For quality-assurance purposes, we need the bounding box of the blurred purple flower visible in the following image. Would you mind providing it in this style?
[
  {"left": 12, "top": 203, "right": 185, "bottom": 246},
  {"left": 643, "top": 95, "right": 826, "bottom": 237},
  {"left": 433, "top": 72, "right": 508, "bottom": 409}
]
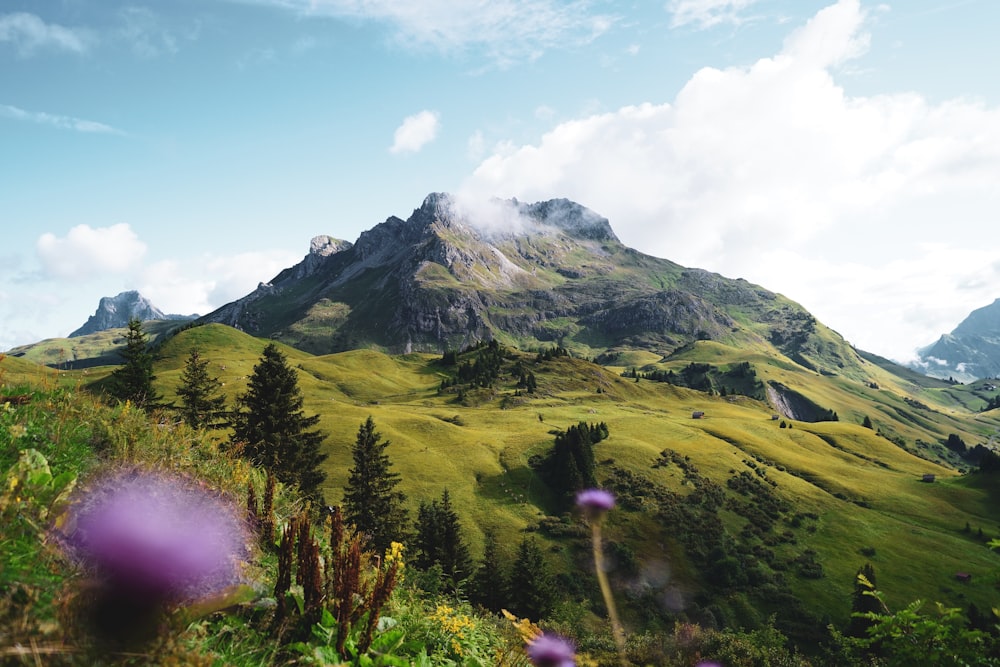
[
  {"left": 526, "top": 633, "right": 576, "bottom": 667},
  {"left": 63, "top": 469, "right": 248, "bottom": 602},
  {"left": 576, "top": 488, "right": 615, "bottom": 514}
]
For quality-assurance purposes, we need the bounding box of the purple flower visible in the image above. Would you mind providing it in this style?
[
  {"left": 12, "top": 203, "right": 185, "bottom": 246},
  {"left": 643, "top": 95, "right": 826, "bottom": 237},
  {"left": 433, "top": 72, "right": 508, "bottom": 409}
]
[
  {"left": 526, "top": 633, "right": 576, "bottom": 667},
  {"left": 576, "top": 488, "right": 615, "bottom": 514},
  {"left": 63, "top": 469, "right": 248, "bottom": 602}
]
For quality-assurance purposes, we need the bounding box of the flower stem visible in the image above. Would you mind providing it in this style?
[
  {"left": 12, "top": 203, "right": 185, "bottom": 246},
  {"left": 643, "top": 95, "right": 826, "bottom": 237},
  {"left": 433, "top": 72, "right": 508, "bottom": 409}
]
[{"left": 591, "top": 522, "right": 627, "bottom": 665}]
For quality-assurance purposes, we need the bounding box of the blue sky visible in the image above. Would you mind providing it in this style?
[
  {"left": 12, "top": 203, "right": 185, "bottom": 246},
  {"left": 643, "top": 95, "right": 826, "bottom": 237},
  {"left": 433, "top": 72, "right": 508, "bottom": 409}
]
[{"left": 2, "top": 0, "right": 999, "bottom": 365}]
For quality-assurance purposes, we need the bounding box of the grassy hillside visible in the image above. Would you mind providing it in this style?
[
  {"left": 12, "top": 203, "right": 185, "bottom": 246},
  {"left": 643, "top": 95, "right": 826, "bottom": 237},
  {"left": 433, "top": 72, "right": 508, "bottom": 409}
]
[
  {"left": 6, "top": 322, "right": 1000, "bottom": 655},
  {"left": 5, "top": 320, "right": 183, "bottom": 369}
]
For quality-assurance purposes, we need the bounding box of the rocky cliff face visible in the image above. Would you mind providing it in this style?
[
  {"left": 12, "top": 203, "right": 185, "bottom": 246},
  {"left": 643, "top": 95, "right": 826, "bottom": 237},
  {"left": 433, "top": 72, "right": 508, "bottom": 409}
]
[
  {"left": 69, "top": 291, "right": 193, "bottom": 337},
  {"left": 911, "top": 298, "right": 1000, "bottom": 381},
  {"left": 198, "top": 193, "right": 859, "bottom": 375},
  {"left": 206, "top": 235, "right": 353, "bottom": 330}
]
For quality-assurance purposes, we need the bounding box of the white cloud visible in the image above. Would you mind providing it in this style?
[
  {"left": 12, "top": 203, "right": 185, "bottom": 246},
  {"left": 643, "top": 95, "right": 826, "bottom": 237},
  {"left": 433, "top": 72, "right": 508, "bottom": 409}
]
[
  {"left": 461, "top": 0, "right": 1000, "bottom": 362},
  {"left": 666, "top": 0, "right": 761, "bottom": 30},
  {"left": 37, "top": 224, "right": 147, "bottom": 281},
  {"left": 234, "top": 0, "right": 614, "bottom": 66},
  {"left": 138, "top": 250, "right": 302, "bottom": 317},
  {"left": 0, "top": 104, "right": 124, "bottom": 134},
  {"left": 0, "top": 12, "right": 93, "bottom": 56},
  {"left": 390, "top": 110, "right": 440, "bottom": 154}
]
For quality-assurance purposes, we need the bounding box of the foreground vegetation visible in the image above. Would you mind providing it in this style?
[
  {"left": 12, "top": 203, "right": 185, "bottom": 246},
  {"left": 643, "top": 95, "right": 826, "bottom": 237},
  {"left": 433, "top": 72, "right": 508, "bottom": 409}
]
[{"left": 4, "top": 320, "right": 1000, "bottom": 664}]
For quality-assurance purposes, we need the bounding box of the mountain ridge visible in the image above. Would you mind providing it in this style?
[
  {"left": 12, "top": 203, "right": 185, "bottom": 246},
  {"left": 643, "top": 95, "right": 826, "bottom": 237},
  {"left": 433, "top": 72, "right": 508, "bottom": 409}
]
[
  {"left": 911, "top": 298, "right": 1000, "bottom": 382},
  {"left": 198, "top": 193, "right": 865, "bottom": 381}
]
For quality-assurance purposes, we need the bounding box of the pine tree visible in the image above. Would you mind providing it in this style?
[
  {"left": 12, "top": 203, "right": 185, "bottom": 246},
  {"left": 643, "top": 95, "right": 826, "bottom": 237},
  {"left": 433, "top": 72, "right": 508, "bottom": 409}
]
[
  {"left": 231, "top": 343, "right": 327, "bottom": 501},
  {"left": 176, "top": 348, "right": 227, "bottom": 429},
  {"left": 507, "top": 536, "right": 557, "bottom": 621},
  {"left": 413, "top": 489, "right": 472, "bottom": 588},
  {"left": 470, "top": 529, "right": 508, "bottom": 611},
  {"left": 106, "top": 317, "right": 162, "bottom": 410},
  {"left": 343, "top": 416, "right": 408, "bottom": 553},
  {"left": 847, "top": 562, "right": 882, "bottom": 639}
]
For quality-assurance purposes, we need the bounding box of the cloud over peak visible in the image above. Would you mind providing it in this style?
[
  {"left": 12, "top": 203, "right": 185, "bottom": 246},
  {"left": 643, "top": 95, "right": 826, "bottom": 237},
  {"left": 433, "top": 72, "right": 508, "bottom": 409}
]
[
  {"left": 37, "top": 224, "right": 147, "bottom": 281},
  {"left": 462, "top": 0, "right": 1000, "bottom": 361}
]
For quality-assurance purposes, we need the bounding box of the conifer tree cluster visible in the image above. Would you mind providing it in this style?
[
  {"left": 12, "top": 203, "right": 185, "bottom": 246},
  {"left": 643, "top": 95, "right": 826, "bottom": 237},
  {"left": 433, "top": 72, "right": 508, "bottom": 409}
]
[
  {"left": 535, "top": 345, "right": 569, "bottom": 362},
  {"left": 454, "top": 340, "right": 505, "bottom": 387},
  {"left": 466, "top": 533, "right": 558, "bottom": 620},
  {"left": 532, "top": 421, "right": 610, "bottom": 507},
  {"left": 412, "top": 489, "right": 473, "bottom": 588}
]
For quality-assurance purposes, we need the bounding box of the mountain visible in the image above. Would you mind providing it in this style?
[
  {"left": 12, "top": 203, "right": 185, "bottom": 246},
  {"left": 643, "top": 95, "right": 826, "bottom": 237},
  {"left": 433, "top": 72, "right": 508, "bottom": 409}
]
[
  {"left": 70, "top": 290, "right": 195, "bottom": 338},
  {"left": 200, "top": 193, "right": 864, "bottom": 379},
  {"left": 911, "top": 298, "right": 1000, "bottom": 382}
]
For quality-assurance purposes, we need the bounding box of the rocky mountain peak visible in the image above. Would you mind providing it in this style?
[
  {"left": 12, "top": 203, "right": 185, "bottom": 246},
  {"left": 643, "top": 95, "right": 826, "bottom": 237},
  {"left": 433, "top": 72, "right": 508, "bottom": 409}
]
[
  {"left": 70, "top": 291, "right": 192, "bottom": 338},
  {"left": 518, "top": 198, "right": 619, "bottom": 242},
  {"left": 911, "top": 297, "right": 1000, "bottom": 381},
  {"left": 296, "top": 235, "right": 353, "bottom": 278},
  {"left": 953, "top": 298, "right": 1000, "bottom": 337}
]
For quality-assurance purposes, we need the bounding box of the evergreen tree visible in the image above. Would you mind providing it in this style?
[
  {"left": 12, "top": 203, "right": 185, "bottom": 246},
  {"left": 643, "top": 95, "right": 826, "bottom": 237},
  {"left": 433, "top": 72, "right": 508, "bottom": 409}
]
[
  {"left": 847, "top": 562, "right": 882, "bottom": 639},
  {"left": 231, "top": 343, "right": 327, "bottom": 501},
  {"left": 176, "top": 348, "right": 227, "bottom": 429},
  {"left": 507, "top": 536, "right": 557, "bottom": 620},
  {"left": 106, "top": 318, "right": 162, "bottom": 410},
  {"left": 343, "top": 416, "right": 409, "bottom": 553},
  {"left": 412, "top": 489, "right": 473, "bottom": 588},
  {"left": 470, "top": 529, "right": 508, "bottom": 612}
]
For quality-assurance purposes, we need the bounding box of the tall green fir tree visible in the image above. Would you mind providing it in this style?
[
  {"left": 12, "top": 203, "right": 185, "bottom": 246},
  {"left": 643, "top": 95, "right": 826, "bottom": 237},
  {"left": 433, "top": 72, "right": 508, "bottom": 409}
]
[
  {"left": 469, "top": 529, "right": 508, "bottom": 612},
  {"left": 176, "top": 348, "right": 227, "bottom": 429},
  {"left": 507, "top": 536, "right": 558, "bottom": 621},
  {"left": 106, "top": 317, "right": 162, "bottom": 410},
  {"left": 847, "top": 562, "right": 882, "bottom": 640},
  {"left": 343, "top": 416, "right": 408, "bottom": 553},
  {"left": 412, "top": 489, "right": 473, "bottom": 588},
  {"left": 231, "top": 343, "right": 327, "bottom": 502}
]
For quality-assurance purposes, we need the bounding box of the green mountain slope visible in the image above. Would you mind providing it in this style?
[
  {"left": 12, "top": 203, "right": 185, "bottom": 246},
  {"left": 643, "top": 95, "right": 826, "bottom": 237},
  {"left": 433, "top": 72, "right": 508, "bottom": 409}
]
[{"left": 33, "top": 322, "right": 999, "bottom": 647}]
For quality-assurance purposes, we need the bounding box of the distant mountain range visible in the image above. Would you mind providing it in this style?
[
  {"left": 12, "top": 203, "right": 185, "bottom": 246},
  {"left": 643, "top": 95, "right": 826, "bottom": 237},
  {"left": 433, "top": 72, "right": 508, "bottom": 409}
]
[
  {"left": 21, "top": 194, "right": 1000, "bottom": 386},
  {"left": 70, "top": 290, "right": 196, "bottom": 338},
  {"left": 910, "top": 299, "right": 1000, "bottom": 382}
]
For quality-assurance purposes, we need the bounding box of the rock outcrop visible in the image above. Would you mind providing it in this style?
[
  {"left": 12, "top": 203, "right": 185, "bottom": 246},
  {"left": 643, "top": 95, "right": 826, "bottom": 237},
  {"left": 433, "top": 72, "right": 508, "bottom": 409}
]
[{"left": 69, "top": 291, "right": 193, "bottom": 337}]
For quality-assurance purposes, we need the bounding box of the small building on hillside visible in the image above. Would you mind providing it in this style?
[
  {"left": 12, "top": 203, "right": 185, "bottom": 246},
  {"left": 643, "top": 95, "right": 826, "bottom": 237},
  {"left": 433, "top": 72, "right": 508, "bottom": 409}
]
[
  {"left": 692, "top": 411, "right": 705, "bottom": 419},
  {"left": 956, "top": 572, "right": 972, "bottom": 583},
  {"left": 922, "top": 474, "right": 936, "bottom": 483}
]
